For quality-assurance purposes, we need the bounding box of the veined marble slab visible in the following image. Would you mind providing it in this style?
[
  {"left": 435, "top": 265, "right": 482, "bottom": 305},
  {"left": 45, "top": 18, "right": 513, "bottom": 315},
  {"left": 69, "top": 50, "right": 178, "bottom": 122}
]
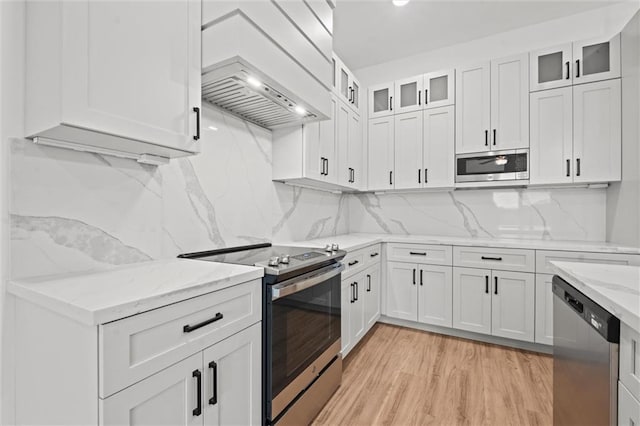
[
  {"left": 8, "top": 259, "right": 264, "bottom": 326},
  {"left": 278, "top": 233, "right": 640, "bottom": 254},
  {"left": 551, "top": 262, "right": 640, "bottom": 332}
]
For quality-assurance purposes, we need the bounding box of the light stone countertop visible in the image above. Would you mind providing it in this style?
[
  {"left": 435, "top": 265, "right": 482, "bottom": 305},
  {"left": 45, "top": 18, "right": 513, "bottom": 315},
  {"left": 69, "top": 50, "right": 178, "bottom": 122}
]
[
  {"left": 551, "top": 261, "right": 640, "bottom": 332},
  {"left": 8, "top": 259, "right": 264, "bottom": 326}
]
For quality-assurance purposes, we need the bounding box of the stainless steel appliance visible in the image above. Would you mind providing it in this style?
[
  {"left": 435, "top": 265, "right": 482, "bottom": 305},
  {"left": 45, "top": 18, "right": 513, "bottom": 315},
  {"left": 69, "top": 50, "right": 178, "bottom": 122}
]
[
  {"left": 553, "top": 275, "right": 620, "bottom": 426},
  {"left": 179, "top": 243, "right": 345, "bottom": 426},
  {"left": 455, "top": 149, "right": 529, "bottom": 184}
]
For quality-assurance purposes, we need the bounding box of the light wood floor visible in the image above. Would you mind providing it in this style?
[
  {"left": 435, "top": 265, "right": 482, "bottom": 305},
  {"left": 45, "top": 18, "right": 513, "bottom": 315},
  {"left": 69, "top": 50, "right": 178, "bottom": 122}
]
[{"left": 312, "top": 324, "right": 552, "bottom": 426}]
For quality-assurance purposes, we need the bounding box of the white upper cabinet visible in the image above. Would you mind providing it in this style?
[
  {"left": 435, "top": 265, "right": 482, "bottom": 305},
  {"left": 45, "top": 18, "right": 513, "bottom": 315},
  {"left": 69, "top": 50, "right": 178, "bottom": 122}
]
[
  {"left": 530, "top": 87, "right": 574, "bottom": 185},
  {"left": 423, "top": 69, "right": 455, "bottom": 109},
  {"left": 573, "top": 79, "right": 621, "bottom": 183},
  {"left": 337, "top": 99, "right": 363, "bottom": 189},
  {"left": 25, "top": 0, "right": 202, "bottom": 160},
  {"left": 368, "top": 82, "right": 395, "bottom": 119},
  {"left": 348, "top": 112, "right": 364, "bottom": 188},
  {"left": 368, "top": 117, "right": 395, "bottom": 191},
  {"left": 530, "top": 43, "right": 573, "bottom": 91},
  {"left": 335, "top": 54, "right": 361, "bottom": 115},
  {"left": 573, "top": 33, "right": 621, "bottom": 85},
  {"left": 394, "top": 111, "right": 424, "bottom": 190},
  {"left": 422, "top": 106, "right": 455, "bottom": 188},
  {"left": 490, "top": 53, "right": 529, "bottom": 151},
  {"left": 318, "top": 96, "right": 338, "bottom": 184},
  {"left": 394, "top": 75, "right": 425, "bottom": 114},
  {"left": 455, "top": 63, "right": 491, "bottom": 154}
]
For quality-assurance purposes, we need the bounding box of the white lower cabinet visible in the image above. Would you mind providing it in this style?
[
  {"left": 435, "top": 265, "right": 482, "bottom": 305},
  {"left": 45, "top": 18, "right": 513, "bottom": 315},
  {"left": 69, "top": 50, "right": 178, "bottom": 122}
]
[
  {"left": 349, "top": 274, "right": 366, "bottom": 346},
  {"left": 341, "top": 279, "right": 353, "bottom": 355},
  {"left": 102, "top": 323, "right": 261, "bottom": 426},
  {"left": 534, "top": 274, "right": 554, "bottom": 345},
  {"left": 453, "top": 267, "right": 534, "bottom": 342},
  {"left": 364, "top": 264, "right": 381, "bottom": 330},
  {"left": 386, "top": 261, "right": 419, "bottom": 321},
  {"left": 618, "top": 381, "right": 640, "bottom": 426}
]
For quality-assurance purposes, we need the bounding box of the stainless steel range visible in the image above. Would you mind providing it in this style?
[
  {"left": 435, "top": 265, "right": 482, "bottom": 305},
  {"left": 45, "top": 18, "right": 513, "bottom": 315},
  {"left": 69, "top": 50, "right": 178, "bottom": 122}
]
[{"left": 179, "top": 243, "right": 346, "bottom": 426}]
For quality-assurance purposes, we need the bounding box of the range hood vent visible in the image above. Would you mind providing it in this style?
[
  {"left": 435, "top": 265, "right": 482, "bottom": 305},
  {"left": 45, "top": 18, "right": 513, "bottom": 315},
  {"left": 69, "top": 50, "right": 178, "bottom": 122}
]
[{"left": 202, "top": 61, "right": 322, "bottom": 130}]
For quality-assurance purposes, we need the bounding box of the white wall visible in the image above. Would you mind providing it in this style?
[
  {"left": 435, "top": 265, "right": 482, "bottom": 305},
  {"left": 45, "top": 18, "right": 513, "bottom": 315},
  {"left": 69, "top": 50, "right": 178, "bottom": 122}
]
[{"left": 607, "top": 10, "right": 640, "bottom": 246}]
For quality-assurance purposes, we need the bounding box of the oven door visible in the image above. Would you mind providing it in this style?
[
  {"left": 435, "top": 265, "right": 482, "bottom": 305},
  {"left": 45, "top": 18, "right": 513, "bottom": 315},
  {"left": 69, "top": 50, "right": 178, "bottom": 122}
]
[
  {"left": 266, "top": 263, "right": 343, "bottom": 421},
  {"left": 456, "top": 149, "right": 529, "bottom": 183}
]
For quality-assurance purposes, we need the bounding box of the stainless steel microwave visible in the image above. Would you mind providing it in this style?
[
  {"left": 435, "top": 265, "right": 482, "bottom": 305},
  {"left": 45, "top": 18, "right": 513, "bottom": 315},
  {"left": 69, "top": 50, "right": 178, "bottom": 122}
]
[{"left": 455, "top": 149, "right": 529, "bottom": 183}]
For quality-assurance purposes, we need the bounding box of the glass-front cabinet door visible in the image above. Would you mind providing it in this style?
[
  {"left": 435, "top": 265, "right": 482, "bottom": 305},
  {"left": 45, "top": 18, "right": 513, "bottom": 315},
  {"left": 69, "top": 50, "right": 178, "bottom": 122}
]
[
  {"left": 423, "top": 69, "right": 454, "bottom": 109},
  {"left": 573, "top": 33, "right": 621, "bottom": 84},
  {"left": 368, "top": 82, "right": 394, "bottom": 119},
  {"left": 394, "top": 75, "right": 423, "bottom": 114},
  {"left": 529, "top": 43, "right": 572, "bottom": 91}
]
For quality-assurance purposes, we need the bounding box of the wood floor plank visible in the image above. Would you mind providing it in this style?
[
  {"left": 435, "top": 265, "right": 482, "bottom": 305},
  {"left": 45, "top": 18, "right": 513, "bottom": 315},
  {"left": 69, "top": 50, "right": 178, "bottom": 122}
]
[{"left": 312, "top": 324, "right": 552, "bottom": 426}]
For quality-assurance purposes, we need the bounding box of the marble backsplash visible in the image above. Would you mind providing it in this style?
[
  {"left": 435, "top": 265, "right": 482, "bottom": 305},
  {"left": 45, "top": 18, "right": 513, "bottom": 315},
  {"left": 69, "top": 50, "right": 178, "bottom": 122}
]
[{"left": 349, "top": 188, "right": 606, "bottom": 241}]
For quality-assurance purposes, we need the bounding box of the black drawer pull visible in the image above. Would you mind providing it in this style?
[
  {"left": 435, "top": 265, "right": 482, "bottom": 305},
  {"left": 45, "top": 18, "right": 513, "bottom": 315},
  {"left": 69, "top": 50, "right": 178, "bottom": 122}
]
[
  {"left": 348, "top": 260, "right": 359, "bottom": 267},
  {"left": 193, "top": 370, "right": 202, "bottom": 416},
  {"left": 481, "top": 256, "right": 503, "bottom": 261},
  {"left": 183, "top": 313, "right": 224, "bottom": 333},
  {"left": 370, "top": 252, "right": 379, "bottom": 258},
  {"left": 208, "top": 361, "right": 218, "bottom": 405},
  {"left": 409, "top": 252, "right": 427, "bottom": 256}
]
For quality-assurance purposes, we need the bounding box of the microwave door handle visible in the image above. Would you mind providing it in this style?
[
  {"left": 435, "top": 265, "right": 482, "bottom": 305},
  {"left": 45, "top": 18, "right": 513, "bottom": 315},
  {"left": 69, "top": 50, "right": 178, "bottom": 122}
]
[{"left": 271, "top": 264, "right": 344, "bottom": 300}]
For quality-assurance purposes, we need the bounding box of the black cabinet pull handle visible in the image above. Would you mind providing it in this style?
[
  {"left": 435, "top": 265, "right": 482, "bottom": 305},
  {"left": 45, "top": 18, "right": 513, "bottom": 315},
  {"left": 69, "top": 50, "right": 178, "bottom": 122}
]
[
  {"left": 413, "top": 269, "right": 416, "bottom": 285},
  {"left": 485, "top": 276, "right": 489, "bottom": 294},
  {"left": 390, "top": 96, "right": 393, "bottom": 111},
  {"left": 354, "top": 282, "right": 359, "bottom": 301},
  {"left": 325, "top": 158, "right": 329, "bottom": 176},
  {"left": 492, "top": 129, "right": 496, "bottom": 146},
  {"left": 183, "top": 313, "right": 224, "bottom": 333},
  {"left": 320, "top": 157, "right": 326, "bottom": 175},
  {"left": 566, "top": 159, "right": 570, "bottom": 177},
  {"left": 367, "top": 274, "right": 371, "bottom": 292},
  {"left": 348, "top": 86, "right": 353, "bottom": 103},
  {"left": 565, "top": 61, "right": 570, "bottom": 79},
  {"left": 494, "top": 276, "right": 498, "bottom": 295},
  {"left": 481, "top": 256, "right": 503, "bottom": 261},
  {"left": 485, "top": 130, "right": 488, "bottom": 146},
  {"left": 576, "top": 59, "right": 580, "bottom": 78},
  {"left": 350, "top": 283, "right": 354, "bottom": 303},
  {"left": 390, "top": 171, "right": 393, "bottom": 185},
  {"left": 352, "top": 168, "right": 355, "bottom": 183},
  {"left": 370, "top": 252, "right": 379, "bottom": 258},
  {"left": 425, "top": 89, "right": 428, "bottom": 104},
  {"left": 418, "top": 90, "right": 421, "bottom": 106},
  {"left": 420, "top": 269, "right": 423, "bottom": 286},
  {"left": 425, "top": 169, "right": 428, "bottom": 184},
  {"left": 193, "top": 107, "right": 201, "bottom": 141},
  {"left": 193, "top": 370, "right": 202, "bottom": 416},
  {"left": 351, "top": 88, "right": 355, "bottom": 104},
  {"left": 418, "top": 169, "right": 421, "bottom": 184},
  {"left": 576, "top": 158, "right": 581, "bottom": 177},
  {"left": 409, "top": 251, "right": 427, "bottom": 256},
  {"left": 208, "top": 361, "right": 218, "bottom": 405},
  {"left": 348, "top": 260, "right": 359, "bottom": 267}
]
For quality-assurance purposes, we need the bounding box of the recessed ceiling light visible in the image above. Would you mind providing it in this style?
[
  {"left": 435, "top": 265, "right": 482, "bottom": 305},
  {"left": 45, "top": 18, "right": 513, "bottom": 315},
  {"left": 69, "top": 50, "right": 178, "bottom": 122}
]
[
  {"left": 392, "top": 0, "right": 409, "bottom": 6},
  {"left": 247, "top": 76, "right": 262, "bottom": 88},
  {"left": 294, "top": 106, "right": 306, "bottom": 116}
]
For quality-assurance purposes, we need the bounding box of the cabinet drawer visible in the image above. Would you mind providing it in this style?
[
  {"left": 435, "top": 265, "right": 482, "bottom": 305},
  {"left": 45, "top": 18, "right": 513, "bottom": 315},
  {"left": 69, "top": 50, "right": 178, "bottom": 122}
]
[
  {"left": 387, "top": 243, "right": 452, "bottom": 266},
  {"left": 453, "top": 246, "right": 534, "bottom": 272},
  {"left": 536, "top": 250, "right": 640, "bottom": 275},
  {"left": 365, "top": 244, "right": 382, "bottom": 266},
  {"left": 620, "top": 323, "right": 640, "bottom": 402},
  {"left": 343, "top": 249, "right": 366, "bottom": 278},
  {"left": 99, "top": 279, "right": 261, "bottom": 398}
]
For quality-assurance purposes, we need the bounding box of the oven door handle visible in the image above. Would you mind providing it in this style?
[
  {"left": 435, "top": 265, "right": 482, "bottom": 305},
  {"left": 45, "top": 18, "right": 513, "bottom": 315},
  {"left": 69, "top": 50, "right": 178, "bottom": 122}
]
[{"left": 271, "top": 263, "right": 345, "bottom": 301}]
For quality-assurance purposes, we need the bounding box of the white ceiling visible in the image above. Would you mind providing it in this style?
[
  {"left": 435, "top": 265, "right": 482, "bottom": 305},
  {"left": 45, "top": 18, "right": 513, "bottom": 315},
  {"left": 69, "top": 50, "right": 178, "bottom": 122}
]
[{"left": 333, "top": 0, "right": 624, "bottom": 70}]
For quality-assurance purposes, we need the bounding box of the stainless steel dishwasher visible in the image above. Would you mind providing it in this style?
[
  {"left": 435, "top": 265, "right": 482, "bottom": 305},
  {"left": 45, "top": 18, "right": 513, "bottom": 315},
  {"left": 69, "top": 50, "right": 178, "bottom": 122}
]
[{"left": 553, "top": 275, "right": 620, "bottom": 426}]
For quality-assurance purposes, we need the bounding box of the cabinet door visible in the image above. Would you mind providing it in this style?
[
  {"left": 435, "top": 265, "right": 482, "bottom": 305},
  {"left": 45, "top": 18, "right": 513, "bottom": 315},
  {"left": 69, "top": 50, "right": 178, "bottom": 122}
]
[
  {"left": 529, "top": 87, "right": 573, "bottom": 185},
  {"left": 350, "top": 75, "right": 361, "bottom": 113},
  {"left": 341, "top": 279, "right": 353, "bottom": 355},
  {"left": 101, "top": 353, "right": 202, "bottom": 426},
  {"left": 319, "top": 95, "right": 338, "bottom": 183},
  {"left": 573, "top": 33, "right": 621, "bottom": 85},
  {"left": 369, "top": 83, "right": 394, "bottom": 119},
  {"left": 530, "top": 43, "right": 573, "bottom": 91},
  {"left": 348, "top": 111, "right": 363, "bottom": 189},
  {"left": 338, "top": 59, "right": 351, "bottom": 104},
  {"left": 336, "top": 101, "right": 351, "bottom": 187},
  {"left": 535, "top": 274, "right": 554, "bottom": 345},
  {"left": 455, "top": 63, "right": 491, "bottom": 154},
  {"left": 424, "top": 69, "right": 455, "bottom": 109},
  {"left": 394, "top": 75, "right": 424, "bottom": 114},
  {"left": 418, "top": 265, "right": 453, "bottom": 328},
  {"left": 364, "top": 265, "right": 381, "bottom": 331},
  {"left": 368, "top": 117, "right": 395, "bottom": 190},
  {"left": 394, "top": 111, "right": 423, "bottom": 190},
  {"left": 203, "top": 323, "right": 261, "bottom": 426},
  {"left": 63, "top": 1, "right": 201, "bottom": 152},
  {"left": 331, "top": 56, "right": 338, "bottom": 94},
  {"left": 573, "top": 79, "right": 622, "bottom": 183},
  {"left": 618, "top": 382, "right": 640, "bottom": 426},
  {"left": 386, "top": 262, "right": 418, "bottom": 321},
  {"left": 350, "top": 275, "right": 366, "bottom": 345},
  {"left": 491, "top": 271, "right": 535, "bottom": 342},
  {"left": 423, "top": 106, "right": 455, "bottom": 188},
  {"left": 490, "top": 53, "right": 529, "bottom": 150},
  {"left": 452, "top": 267, "right": 491, "bottom": 335},
  {"left": 303, "top": 122, "right": 323, "bottom": 181}
]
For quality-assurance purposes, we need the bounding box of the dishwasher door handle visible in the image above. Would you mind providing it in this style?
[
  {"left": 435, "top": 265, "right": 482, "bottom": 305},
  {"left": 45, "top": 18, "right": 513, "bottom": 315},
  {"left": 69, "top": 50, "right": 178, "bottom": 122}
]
[{"left": 565, "top": 292, "right": 584, "bottom": 314}]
